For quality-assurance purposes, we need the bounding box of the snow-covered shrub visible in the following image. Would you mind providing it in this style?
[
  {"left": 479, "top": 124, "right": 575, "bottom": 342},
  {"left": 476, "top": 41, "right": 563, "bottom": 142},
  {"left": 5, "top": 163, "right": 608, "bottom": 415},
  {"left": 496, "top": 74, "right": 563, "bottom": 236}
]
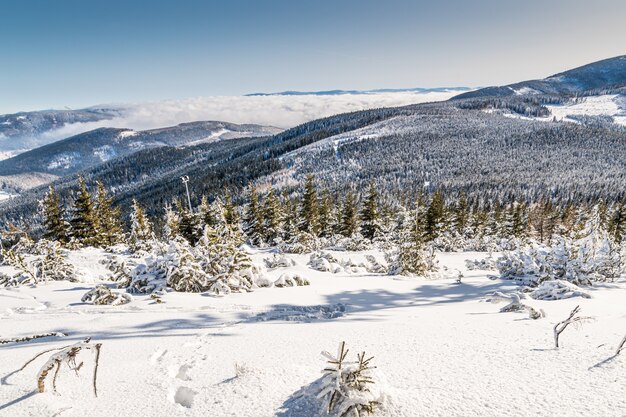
[
  {"left": 333, "top": 233, "right": 372, "bottom": 252},
  {"left": 465, "top": 254, "right": 497, "bottom": 271},
  {"left": 318, "top": 341, "right": 385, "bottom": 417},
  {"left": 274, "top": 273, "right": 310, "bottom": 287},
  {"left": 263, "top": 253, "right": 296, "bottom": 269},
  {"left": 31, "top": 240, "right": 76, "bottom": 282},
  {"left": 497, "top": 225, "right": 622, "bottom": 286},
  {"left": 121, "top": 226, "right": 268, "bottom": 296},
  {"left": 82, "top": 285, "right": 132, "bottom": 305},
  {"left": 101, "top": 255, "right": 136, "bottom": 288},
  {"left": 386, "top": 245, "right": 438, "bottom": 277},
  {"left": 279, "top": 231, "right": 319, "bottom": 254},
  {"left": 124, "top": 255, "right": 168, "bottom": 294},
  {"left": 1, "top": 240, "right": 75, "bottom": 285},
  {"left": 0, "top": 248, "right": 37, "bottom": 285},
  {"left": 485, "top": 291, "right": 544, "bottom": 320},
  {"left": 309, "top": 251, "right": 342, "bottom": 273},
  {"left": 166, "top": 239, "right": 209, "bottom": 292},
  {"left": 360, "top": 255, "right": 387, "bottom": 274},
  {"left": 528, "top": 280, "right": 591, "bottom": 301}
]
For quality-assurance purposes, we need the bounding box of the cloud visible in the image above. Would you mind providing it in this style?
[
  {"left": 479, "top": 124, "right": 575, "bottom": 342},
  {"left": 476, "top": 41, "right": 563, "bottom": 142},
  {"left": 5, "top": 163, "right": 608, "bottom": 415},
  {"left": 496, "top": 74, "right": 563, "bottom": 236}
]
[{"left": 39, "top": 90, "right": 463, "bottom": 143}]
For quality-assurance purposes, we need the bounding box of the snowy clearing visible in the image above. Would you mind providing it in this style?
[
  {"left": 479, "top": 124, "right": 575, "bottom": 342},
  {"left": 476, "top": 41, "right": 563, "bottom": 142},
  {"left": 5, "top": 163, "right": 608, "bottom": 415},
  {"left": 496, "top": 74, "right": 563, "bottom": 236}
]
[{"left": 1, "top": 250, "right": 625, "bottom": 417}]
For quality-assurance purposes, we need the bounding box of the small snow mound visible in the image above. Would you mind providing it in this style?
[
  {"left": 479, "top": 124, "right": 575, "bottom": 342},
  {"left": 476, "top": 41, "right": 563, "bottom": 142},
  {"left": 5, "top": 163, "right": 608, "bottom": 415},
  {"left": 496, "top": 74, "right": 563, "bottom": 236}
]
[
  {"left": 529, "top": 280, "right": 592, "bottom": 301},
  {"left": 171, "top": 386, "right": 196, "bottom": 408}
]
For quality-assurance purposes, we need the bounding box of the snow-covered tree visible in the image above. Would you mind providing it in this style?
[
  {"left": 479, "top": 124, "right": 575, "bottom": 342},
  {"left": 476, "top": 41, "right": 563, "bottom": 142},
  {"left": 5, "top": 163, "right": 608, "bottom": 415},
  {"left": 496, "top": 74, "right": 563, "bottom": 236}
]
[
  {"left": 69, "top": 176, "right": 97, "bottom": 246},
  {"left": 128, "top": 199, "right": 154, "bottom": 252},
  {"left": 360, "top": 181, "right": 381, "bottom": 241},
  {"left": 242, "top": 185, "right": 265, "bottom": 246},
  {"left": 41, "top": 185, "right": 69, "bottom": 244},
  {"left": 93, "top": 181, "right": 124, "bottom": 247}
]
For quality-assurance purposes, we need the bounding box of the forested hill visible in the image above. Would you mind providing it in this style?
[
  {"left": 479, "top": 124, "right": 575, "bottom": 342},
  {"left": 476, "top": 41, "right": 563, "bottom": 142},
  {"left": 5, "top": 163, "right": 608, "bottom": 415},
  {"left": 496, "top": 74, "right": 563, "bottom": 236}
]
[
  {"left": 453, "top": 55, "right": 626, "bottom": 99},
  {"left": 1, "top": 93, "right": 626, "bottom": 231}
]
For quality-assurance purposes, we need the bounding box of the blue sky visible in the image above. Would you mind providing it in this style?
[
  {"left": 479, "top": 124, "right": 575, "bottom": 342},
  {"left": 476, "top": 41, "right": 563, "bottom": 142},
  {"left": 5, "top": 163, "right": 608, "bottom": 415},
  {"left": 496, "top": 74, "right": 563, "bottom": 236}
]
[{"left": 1, "top": 0, "right": 625, "bottom": 113}]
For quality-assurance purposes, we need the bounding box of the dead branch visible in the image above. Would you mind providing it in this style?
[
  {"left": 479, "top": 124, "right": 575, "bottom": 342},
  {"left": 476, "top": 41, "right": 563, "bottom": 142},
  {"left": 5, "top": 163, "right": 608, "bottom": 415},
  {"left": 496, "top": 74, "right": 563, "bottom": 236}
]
[
  {"left": 553, "top": 305, "right": 593, "bottom": 348},
  {"left": 4, "top": 337, "right": 102, "bottom": 396},
  {"left": 0, "top": 332, "right": 67, "bottom": 345},
  {"left": 616, "top": 334, "right": 626, "bottom": 356},
  {"left": 93, "top": 344, "right": 102, "bottom": 397}
]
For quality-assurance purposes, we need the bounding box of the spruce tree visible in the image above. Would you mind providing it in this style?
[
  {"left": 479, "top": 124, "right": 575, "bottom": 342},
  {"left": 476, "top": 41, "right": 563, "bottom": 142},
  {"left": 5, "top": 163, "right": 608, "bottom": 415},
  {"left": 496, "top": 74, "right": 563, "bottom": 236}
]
[
  {"left": 69, "top": 176, "right": 97, "bottom": 246},
  {"left": 360, "top": 181, "right": 381, "bottom": 240},
  {"left": 609, "top": 202, "right": 626, "bottom": 243},
  {"left": 263, "top": 189, "right": 283, "bottom": 244},
  {"left": 177, "top": 201, "right": 201, "bottom": 245},
  {"left": 129, "top": 199, "right": 153, "bottom": 252},
  {"left": 163, "top": 204, "right": 181, "bottom": 240},
  {"left": 425, "top": 189, "right": 445, "bottom": 241},
  {"left": 453, "top": 192, "right": 469, "bottom": 234},
  {"left": 318, "top": 189, "right": 333, "bottom": 238},
  {"left": 41, "top": 185, "right": 68, "bottom": 243},
  {"left": 340, "top": 191, "right": 359, "bottom": 237},
  {"left": 93, "top": 181, "right": 123, "bottom": 247},
  {"left": 300, "top": 175, "right": 320, "bottom": 235},
  {"left": 242, "top": 185, "right": 264, "bottom": 246},
  {"left": 223, "top": 192, "right": 239, "bottom": 227}
]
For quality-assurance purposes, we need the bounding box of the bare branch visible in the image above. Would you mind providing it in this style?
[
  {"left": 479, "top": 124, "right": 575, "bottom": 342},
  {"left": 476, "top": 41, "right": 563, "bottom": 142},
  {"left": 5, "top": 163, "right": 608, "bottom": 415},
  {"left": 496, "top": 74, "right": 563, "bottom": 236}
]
[{"left": 553, "top": 305, "right": 593, "bottom": 348}]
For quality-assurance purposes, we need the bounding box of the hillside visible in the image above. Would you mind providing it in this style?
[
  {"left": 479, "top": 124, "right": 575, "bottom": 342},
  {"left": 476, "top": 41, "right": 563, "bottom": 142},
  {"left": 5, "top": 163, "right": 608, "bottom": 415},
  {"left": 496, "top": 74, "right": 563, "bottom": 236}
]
[
  {"left": 0, "top": 121, "right": 280, "bottom": 191},
  {"left": 454, "top": 55, "right": 626, "bottom": 99}
]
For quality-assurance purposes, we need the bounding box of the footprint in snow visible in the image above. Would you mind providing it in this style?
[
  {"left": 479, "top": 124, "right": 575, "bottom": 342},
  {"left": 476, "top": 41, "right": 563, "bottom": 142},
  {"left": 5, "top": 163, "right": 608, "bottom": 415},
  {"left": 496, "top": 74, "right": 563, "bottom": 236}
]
[
  {"left": 169, "top": 364, "right": 192, "bottom": 381},
  {"left": 171, "top": 386, "right": 196, "bottom": 408}
]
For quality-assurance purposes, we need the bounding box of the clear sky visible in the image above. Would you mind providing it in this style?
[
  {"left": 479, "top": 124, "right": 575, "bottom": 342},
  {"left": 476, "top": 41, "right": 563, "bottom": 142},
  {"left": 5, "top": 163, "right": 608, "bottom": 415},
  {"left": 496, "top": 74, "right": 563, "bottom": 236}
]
[{"left": 1, "top": 0, "right": 625, "bottom": 113}]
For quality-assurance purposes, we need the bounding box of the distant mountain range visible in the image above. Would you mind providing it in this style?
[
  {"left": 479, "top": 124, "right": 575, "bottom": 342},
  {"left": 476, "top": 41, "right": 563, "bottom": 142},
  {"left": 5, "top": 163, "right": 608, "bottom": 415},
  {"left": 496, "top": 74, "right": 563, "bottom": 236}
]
[
  {"left": 247, "top": 87, "right": 472, "bottom": 96},
  {"left": 1, "top": 55, "right": 625, "bottom": 229},
  {"left": 0, "top": 108, "right": 119, "bottom": 153},
  {"left": 453, "top": 55, "right": 626, "bottom": 99},
  {"left": 0, "top": 121, "right": 280, "bottom": 191}
]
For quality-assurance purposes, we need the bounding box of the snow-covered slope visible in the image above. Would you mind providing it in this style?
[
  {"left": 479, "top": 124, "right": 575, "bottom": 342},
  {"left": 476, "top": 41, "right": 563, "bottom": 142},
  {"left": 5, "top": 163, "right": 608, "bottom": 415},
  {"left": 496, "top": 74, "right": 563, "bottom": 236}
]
[
  {"left": 454, "top": 55, "right": 626, "bottom": 99},
  {"left": 0, "top": 121, "right": 281, "bottom": 183},
  {"left": 1, "top": 250, "right": 624, "bottom": 417},
  {"left": 0, "top": 90, "right": 466, "bottom": 157},
  {"left": 546, "top": 94, "right": 626, "bottom": 125}
]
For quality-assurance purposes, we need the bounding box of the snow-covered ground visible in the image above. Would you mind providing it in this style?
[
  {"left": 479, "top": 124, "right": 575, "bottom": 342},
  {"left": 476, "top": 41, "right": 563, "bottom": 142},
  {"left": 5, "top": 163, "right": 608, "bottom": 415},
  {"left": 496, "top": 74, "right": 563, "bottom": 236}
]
[
  {"left": 1, "top": 250, "right": 625, "bottom": 417},
  {"left": 546, "top": 94, "right": 626, "bottom": 126}
]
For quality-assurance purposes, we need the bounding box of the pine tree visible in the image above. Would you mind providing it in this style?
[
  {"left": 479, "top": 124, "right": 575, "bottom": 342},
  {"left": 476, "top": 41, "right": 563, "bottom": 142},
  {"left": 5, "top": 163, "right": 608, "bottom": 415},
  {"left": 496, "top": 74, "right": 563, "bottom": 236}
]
[
  {"left": 300, "top": 175, "right": 319, "bottom": 235},
  {"left": 360, "top": 182, "right": 381, "bottom": 240},
  {"left": 69, "top": 176, "right": 97, "bottom": 246},
  {"left": 41, "top": 185, "right": 68, "bottom": 244},
  {"left": 129, "top": 199, "right": 153, "bottom": 252},
  {"left": 93, "top": 181, "right": 123, "bottom": 247},
  {"left": 340, "top": 191, "right": 359, "bottom": 237}
]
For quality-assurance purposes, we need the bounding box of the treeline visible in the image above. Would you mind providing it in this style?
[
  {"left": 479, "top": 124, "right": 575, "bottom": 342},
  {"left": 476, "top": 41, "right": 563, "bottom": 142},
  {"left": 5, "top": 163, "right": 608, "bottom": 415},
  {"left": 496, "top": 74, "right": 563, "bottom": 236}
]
[{"left": 31, "top": 174, "right": 626, "bottom": 254}]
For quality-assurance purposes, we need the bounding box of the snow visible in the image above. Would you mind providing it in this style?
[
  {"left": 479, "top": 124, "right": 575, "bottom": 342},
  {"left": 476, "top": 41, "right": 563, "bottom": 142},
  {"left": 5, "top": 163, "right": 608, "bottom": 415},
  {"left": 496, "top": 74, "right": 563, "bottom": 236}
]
[
  {"left": 547, "top": 95, "right": 626, "bottom": 126},
  {"left": 0, "top": 190, "right": 16, "bottom": 201},
  {"left": 1, "top": 249, "right": 625, "bottom": 416},
  {"left": 93, "top": 145, "right": 117, "bottom": 162},
  {"left": 47, "top": 153, "right": 80, "bottom": 170},
  {"left": 117, "top": 130, "right": 137, "bottom": 139}
]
